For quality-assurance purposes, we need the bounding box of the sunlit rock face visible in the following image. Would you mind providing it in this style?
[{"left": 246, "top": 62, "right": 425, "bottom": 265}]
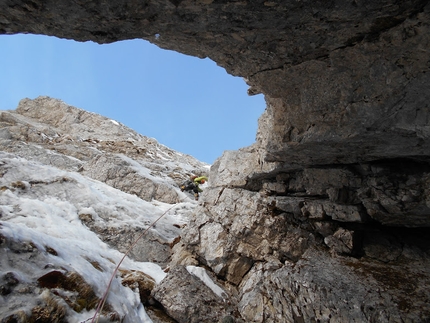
[
  {"left": 1, "top": 97, "right": 208, "bottom": 204},
  {"left": 0, "top": 97, "right": 209, "bottom": 322},
  {"left": 0, "top": 96, "right": 209, "bottom": 267},
  {"left": 2, "top": 1, "right": 430, "bottom": 322}
]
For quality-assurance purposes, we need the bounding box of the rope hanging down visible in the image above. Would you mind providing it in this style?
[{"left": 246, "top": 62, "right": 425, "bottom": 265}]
[{"left": 88, "top": 199, "right": 186, "bottom": 323}]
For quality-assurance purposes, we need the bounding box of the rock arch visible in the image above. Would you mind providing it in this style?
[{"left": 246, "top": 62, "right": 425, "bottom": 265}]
[{"left": 2, "top": 1, "right": 430, "bottom": 322}]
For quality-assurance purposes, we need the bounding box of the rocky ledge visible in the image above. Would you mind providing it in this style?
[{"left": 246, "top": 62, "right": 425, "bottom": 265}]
[{"left": 1, "top": 0, "right": 430, "bottom": 322}]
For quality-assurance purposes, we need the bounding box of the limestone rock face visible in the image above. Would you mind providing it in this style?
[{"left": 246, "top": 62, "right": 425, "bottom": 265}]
[
  {"left": 0, "top": 97, "right": 209, "bottom": 204},
  {"left": 0, "top": 98, "right": 210, "bottom": 322},
  {"left": 0, "top": 96, "right": 208, "bottom": 267},
  {"left": 152, "top": 266, "right": 234, "bottom": 323},
  {"left": 2, "top": 1, "right": 430, "bottom": 322},
  {"left": 237, "top": 247, "right": 430, "bottom": 323},
  {"left": 1, "top": 0, "right": 430, "bottom": 165},
  {"left": 175, "top": 158, "right": 430, "bottom": 322}
]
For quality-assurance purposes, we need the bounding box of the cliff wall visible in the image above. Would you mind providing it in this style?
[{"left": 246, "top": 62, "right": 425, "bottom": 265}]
[{"left": 1, "top": 1, "right": 430, "bottom": 322}]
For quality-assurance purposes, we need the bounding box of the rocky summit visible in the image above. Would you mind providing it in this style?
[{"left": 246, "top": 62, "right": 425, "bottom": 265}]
[{"left": 1, "top": 1, "right": 430, "bottom": 322}]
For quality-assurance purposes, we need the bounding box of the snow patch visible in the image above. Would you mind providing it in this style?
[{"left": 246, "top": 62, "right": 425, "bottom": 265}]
[
  {"left": 0, "top": 152, "right": 196, "bottom": 322},
  {"left": 186, "top": 265, "right": 227, "bottom": 299}
]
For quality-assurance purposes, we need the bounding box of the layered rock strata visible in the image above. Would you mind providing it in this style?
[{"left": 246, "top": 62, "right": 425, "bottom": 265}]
[
  {"left": 0, "top": 97, "right": 208, "bottom": 266},
  {"left": 173, "top": 153, "right": 430, "bottom": 322},
  {"left": 2, "top": 0, "right": 430, "bottom": 322}
]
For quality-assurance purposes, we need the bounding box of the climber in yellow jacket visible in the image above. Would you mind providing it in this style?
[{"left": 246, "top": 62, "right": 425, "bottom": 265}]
[{"left": 180, "top": 175, "right": 208, "bottom": 200}]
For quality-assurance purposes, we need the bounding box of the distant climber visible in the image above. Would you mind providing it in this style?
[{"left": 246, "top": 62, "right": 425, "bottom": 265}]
[{"left": 180, "top": 175, "right": 208, "bottom": 200}]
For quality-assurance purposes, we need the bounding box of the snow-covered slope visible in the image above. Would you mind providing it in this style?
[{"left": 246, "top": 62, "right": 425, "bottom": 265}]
[
  {"left": 1, "top": 96, "right": 209, "bottom": 203},
  {"left": 0, "top": 97, "right": 209, "bottom": 323}
]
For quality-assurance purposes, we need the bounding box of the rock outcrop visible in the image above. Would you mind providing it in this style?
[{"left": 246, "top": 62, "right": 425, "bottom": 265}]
[
  {"left": 2, "top": 1, "right": 430, "bottom": 322},
  {"left": 0, "top": 98, "right": 211, "bottom": 322},
  {"left": 1, "top": 97, "right": 208, "bottom": 204},
  {"left": 176, "top": 158, "right": 430, "bottom": 322},
  {"left": 0, "top": 97, "right": 209, "bottom": 266}
]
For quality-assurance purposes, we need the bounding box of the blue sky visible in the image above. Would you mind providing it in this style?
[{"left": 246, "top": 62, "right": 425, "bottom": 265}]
[{"left": 0, "top": 34, "right": 265, "bottom": 164}]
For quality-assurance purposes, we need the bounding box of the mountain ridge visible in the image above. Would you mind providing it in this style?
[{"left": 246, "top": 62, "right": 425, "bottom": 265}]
[
  {"left": 1, "top": 96, "right": 209, "bottom": 204},
  {"left": 0, "top": 96, "right": 212, "bottom": 323}
]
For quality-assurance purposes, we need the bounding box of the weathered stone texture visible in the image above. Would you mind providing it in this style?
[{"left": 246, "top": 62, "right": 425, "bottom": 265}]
[
  {"left": 152, "top": 266, "right": 235, "bottom": 323},
  {"left": 237, "top": 246, "right": 430, "bottom": 323},
  {"left": 2, "top": 0, "right": 430, "bottom": 322},
  {"left": 0, "top": 97, "right": 208, "bottom": 204}
]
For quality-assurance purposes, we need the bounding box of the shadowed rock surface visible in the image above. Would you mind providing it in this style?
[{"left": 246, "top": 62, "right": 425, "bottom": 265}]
[{"left": 2, "top": 1, "right": 430, "bottom": 322}]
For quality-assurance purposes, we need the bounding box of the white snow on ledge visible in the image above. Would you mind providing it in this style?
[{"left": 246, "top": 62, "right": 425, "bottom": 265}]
[{"left": 186, "top": 265, "right": 227, "bottom": 299}]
